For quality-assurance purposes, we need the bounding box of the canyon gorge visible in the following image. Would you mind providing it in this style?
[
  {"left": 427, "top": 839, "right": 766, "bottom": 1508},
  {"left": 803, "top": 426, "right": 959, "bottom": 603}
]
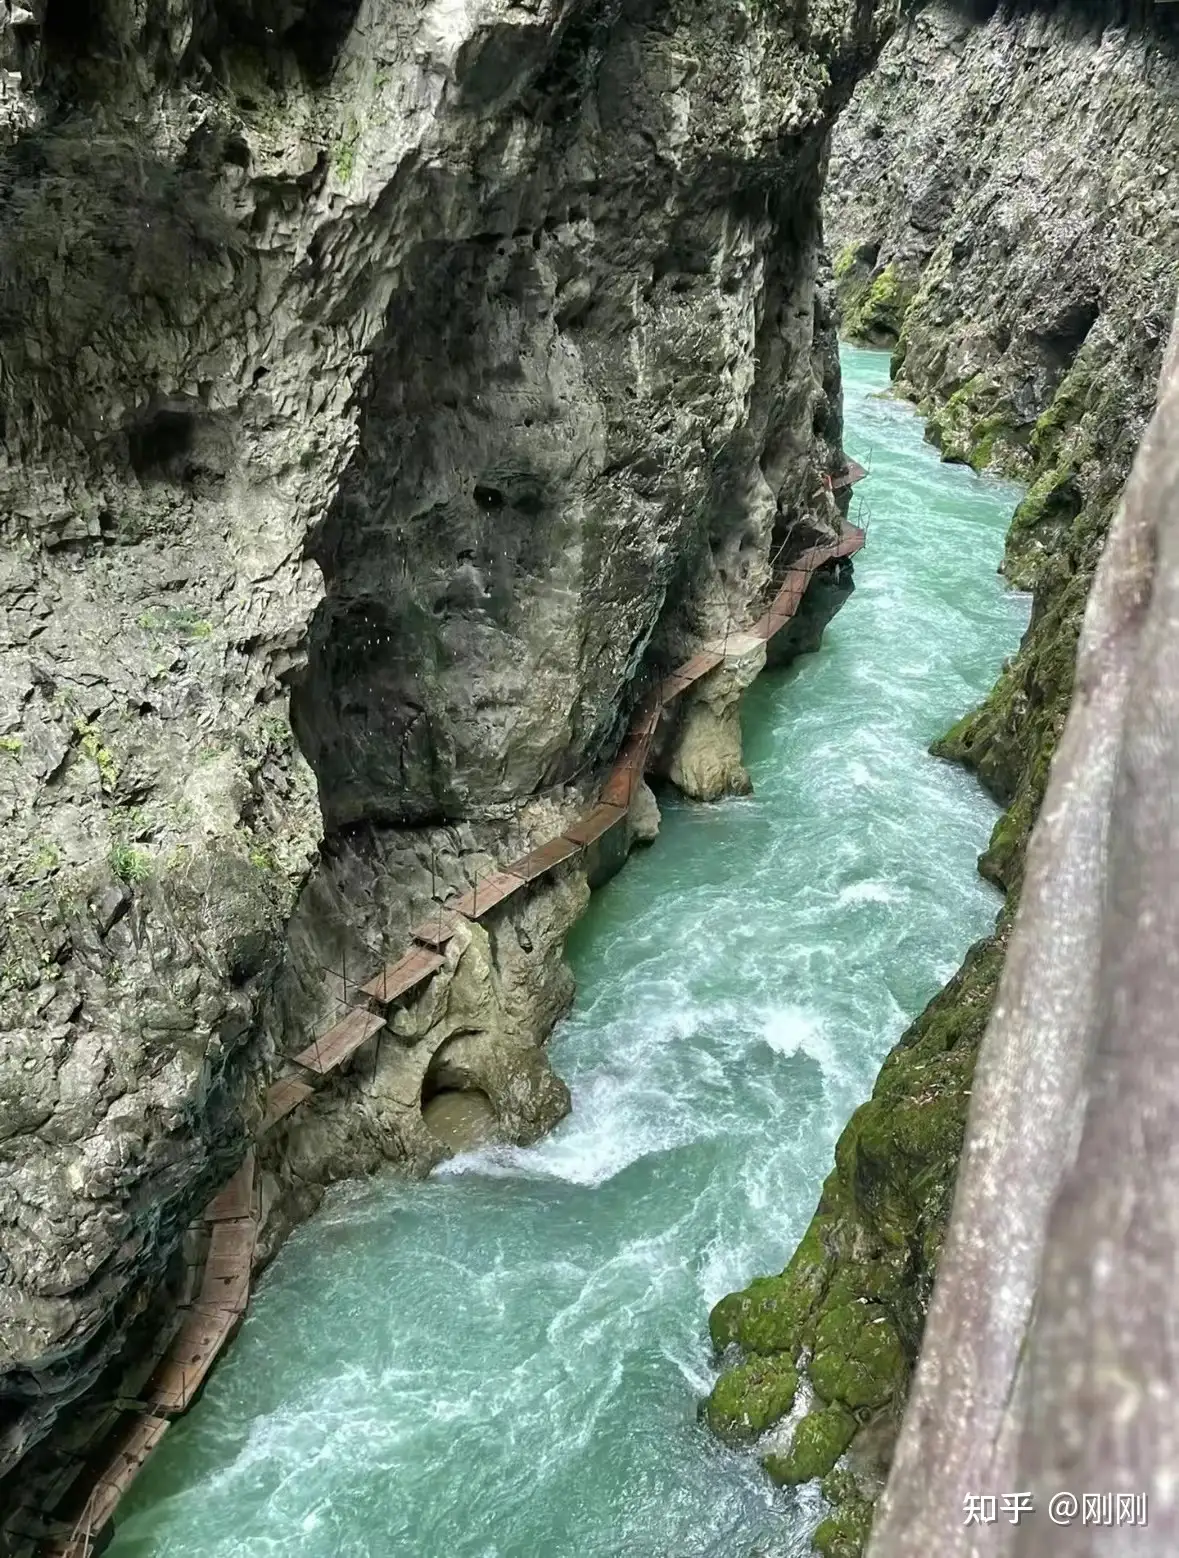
[{"left": 0, "top": 0, "right": 1176, "bottom": 1554}]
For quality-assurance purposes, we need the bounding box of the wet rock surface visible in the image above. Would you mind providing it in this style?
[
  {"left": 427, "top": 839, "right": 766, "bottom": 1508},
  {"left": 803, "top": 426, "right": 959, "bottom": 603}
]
[{"left": 0, "top": 0, "right": 893, "bottom": 1519}]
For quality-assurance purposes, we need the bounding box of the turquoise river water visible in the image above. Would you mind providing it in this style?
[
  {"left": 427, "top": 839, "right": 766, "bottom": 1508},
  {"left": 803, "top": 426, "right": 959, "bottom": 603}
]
[{"left": 110, "top": 347, "right": 1029, "bottom": 1558}]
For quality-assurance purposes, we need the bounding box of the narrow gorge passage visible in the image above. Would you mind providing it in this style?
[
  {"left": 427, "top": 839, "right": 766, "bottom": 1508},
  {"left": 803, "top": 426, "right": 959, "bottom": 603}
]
[{"left": 106, "top": 347, "right": 1030, "bottom": 1558}]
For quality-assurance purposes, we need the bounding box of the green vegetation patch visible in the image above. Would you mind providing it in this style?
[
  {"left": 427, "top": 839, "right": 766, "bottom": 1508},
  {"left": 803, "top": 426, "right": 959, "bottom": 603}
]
[
  {"left": 923, "top": 374, "right": 1028, "bottom": 475},
  {"left": 815, "top": 1470, "right": 876, "bottom": 1558},
  {"left": 109, "top": 843, "right": 152, "bottom": 884},
  {"left": 138, "top": 605, "right": 214, "bottom": 640},
  {"left": 74, "top": 720, "right": 118, "bottom": 793}
]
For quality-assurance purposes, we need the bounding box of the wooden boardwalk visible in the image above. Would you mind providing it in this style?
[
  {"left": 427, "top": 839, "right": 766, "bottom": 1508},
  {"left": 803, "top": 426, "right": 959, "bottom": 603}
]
[
  {"left": 39, "top": 1156, "right": 260, "bottom": 1556},
  {"left": 35, "top": 508, "right": 864, "bottom": 1555},
  {"left": 294, "top": 1008, "right": 386, "bottom": 1075}
]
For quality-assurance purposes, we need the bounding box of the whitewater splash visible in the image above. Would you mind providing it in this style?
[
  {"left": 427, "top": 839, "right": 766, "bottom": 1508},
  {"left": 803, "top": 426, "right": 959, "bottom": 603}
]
[{"left": 108, "top": 347, "right": 1029, "bottom": 1558}]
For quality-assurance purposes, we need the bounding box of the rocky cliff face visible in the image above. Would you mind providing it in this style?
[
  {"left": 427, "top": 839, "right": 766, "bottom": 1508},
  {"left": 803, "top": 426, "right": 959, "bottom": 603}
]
[
  {"left": 0, "top": 0, "right": 896, "bottom": 1524},
  {"left": 705, "top": 3, "right": 1178, "bottom": 1553}
]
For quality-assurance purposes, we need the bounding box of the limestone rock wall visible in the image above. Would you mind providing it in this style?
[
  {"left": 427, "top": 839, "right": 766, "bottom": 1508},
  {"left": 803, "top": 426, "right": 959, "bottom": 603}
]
[
  {"left": 705, "top": 5, "right": 1179, "bottom": 1554},
  {"left": 0, "top": 0, "right": 896, "bottom": 1515}
]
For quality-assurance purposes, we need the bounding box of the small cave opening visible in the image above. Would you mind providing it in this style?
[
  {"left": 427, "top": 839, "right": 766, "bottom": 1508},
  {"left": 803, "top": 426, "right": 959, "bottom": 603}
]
[
  {"left": 43, "top": 0, "right": 104, "bottom": 62},
  {"left": 420, "top": 1040, "right": 498, "bottom": 1151},
  {"left": 125, "top": 402, "right": 233, "bottom": 489},
  {"left": 285, "top": 0, "right": 367, "bottom": 83},
  {"left": 474, "top": 483, "right": 505, "bottom": 511},
  {"left": 223, "top": 135, "right": 251, "bottom": 171},
  {"left": 128, "top": 408, "right": 196, "bottom": 478},
  {"left": 1032, "top": 297, "right": 1101, "bottom": 375}
]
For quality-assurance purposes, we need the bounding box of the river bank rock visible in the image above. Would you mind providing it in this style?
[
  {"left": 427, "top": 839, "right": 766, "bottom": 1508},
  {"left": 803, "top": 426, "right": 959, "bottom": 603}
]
[
  {"left": 0, "top": 0, "right": 896, "bottom": 1522},
  {"left": 707, "top": 4, "right": 1178, "bottom": 1549}
]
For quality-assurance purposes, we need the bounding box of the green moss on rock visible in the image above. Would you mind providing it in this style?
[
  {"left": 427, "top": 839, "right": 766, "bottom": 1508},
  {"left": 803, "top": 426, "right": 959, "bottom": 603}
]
[
  {"left": 840, "top": 262, "right": 914, "bottom": 347},
  {"left": 810, "top": 1302, "right": 906, "bottom": 1411},
  {"left": 1003, "top": 464, "right": 1083, "bottom": 590},
  {"left": 764, "top": 1406, "right": 857, "bottom": 1486},
  {"left": 709, "top": 1221, "right": 828, "bottom": 1356},
  {"left": 923, "top": 374, "right": 1028, "bottom": 475},
  {"left": 815, "top": 1469, "right": 876, "bottom": 1558},
  {"left": 703, "top": 1356, "right": 799, "bottom": 1442}
]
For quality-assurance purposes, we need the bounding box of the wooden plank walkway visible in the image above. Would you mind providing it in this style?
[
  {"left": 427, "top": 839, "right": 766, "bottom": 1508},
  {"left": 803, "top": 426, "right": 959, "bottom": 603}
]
[
  {"left": 563, "top": 802, "right": 626, "bottom": 847},
  {"left": 260, "top": 1076, "right": 314, "bottom": 1134},
  {"left": 447, "top": 867, "right": 527, "bottom": 922},
  {"left": 360, "top": 945, "right": 445, "bottom": 1004},
  {"left": 204, "top": 1153, "right": 255, "bottom": 1222},
  {"left": 39, "top": 515, "right": 866, "bottom": 1558},
  {"left": 508, "top": 835, "right": 580, "bottom": 881},
  {"left": 294, "top": 1008, "right": 386, "bottom": 1075},
  {"left": 831, "top": 457, "right": 867, "bottom": 490},
  {"left": 148, "top": 1211, "right": 256, "bottom": 1415},
  {"left": 43, "top": 1414, "right": 172, "bottom": 1558},
  {"left": 410, "top": 907, "right": 463, "bottom": 948}
]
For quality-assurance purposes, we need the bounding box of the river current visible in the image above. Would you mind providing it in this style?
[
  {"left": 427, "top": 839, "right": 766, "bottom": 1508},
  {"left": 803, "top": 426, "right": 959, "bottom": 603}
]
[{"left": 110, "top": 346, "right": 1029, "bottom": 1558}]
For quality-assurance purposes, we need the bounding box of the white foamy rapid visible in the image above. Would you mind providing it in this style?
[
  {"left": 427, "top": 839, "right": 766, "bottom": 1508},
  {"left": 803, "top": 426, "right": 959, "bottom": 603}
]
[{"left": 108, "top": 348, "right": 1030, "bottom": 1558}]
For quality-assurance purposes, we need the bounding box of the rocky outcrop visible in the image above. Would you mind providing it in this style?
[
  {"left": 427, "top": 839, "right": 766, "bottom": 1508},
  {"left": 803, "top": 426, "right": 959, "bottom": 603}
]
[
  {"left": 706, "top": 3, "right": 1178, "bottom": 1552},
  {"left": 0, "top": 0, "right": 896, "bottom": 1525}
]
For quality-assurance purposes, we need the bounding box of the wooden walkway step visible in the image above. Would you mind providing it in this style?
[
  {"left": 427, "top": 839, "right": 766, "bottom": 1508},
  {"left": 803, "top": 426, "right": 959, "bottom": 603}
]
[
  {"left": 360, "top": 945, "right": 445, "bottom": 1004},
  {"left": 294, "top": 1008, "right": 386, "bottom": 1075},
  {"left": 199, "top": 1219, "right": 256, "bottom": 1315},
  {"left": 600, "top": 731, "right": 654, "bottom": 807},
  {"left": 831, "top": 457, "right": 867, "bottom": 490},
  {"left": 43, "top": 1414, "right": 171, "bottom": 1558},
  {"left": 260, "top": 1076, "right": 314, "bottom": 1134},
  {"left": 563, "top": 802, "right": 625, "bottom": 847},
  {"left": 410, "top": 907, "right": 463, "bottom": 948},
  {"left": 147, "top": 1307, "right": 235, "bottom": 1415},
  {"left": 448, "top": 868, "right": 527, "bottom": 922},
  {"left": 148, "top": 1217, "right": 257, "bottom": 1415},
  {"left": 204, "top": 1153, "right": 255, "bottom": 1223},
  {"left": 508, "top": 836, "right": 580, "bottom": 881},
  {"left": 633, "top": 699, "right": 662, "bottom": 738}
]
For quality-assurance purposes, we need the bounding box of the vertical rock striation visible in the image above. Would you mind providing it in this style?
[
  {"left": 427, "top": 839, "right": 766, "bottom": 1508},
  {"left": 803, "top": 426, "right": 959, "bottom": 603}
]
[{"left": 0, "top": 0, "right": 896, "bottom": 1527}]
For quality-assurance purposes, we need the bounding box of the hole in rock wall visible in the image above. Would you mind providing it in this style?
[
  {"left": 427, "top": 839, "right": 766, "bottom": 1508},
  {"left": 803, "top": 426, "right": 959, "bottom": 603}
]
[
  {"left": 1031, "top": 297, "right": 1100, "bottom": 376},
  {"left": 42, "top": 0, "right": 103, "bottom": 62},
  {"left": 473, "top": 483, "right": 505, "bottom": 510},
  {"left": 285, "top": 0, "right": 366, "bottom": 82},
  {"left": 420, "top": 1038, "right": 498, "bottom": 1151},
  {"left": 126, "top": 402, "right": 235, "bottom": 488},
  {"left": 129, "top": 408, "right": 195, "bottom": 474}
]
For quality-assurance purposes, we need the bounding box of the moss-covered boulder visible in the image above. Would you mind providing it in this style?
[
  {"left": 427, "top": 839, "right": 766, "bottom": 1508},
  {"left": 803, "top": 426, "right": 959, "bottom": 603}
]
[
  {"left": 810, "top": 1303, "right": 906, "bottom": 1411},
  {"left": 921, "top": 372, "right": 1029, "bottom": 476},
  {"left": 709, "top": 1222, "right": 828, "bottom": 1356},
  {"left": 764, "top": 1405, "right": 857, "bottom": 1486},
  {"left": 814, "top": 1470, "right": 876, "bottom": 1558},
  {"left": 703, "top": 1356, "right": 799, "bottom": 1442},
  {"left": 837, "top": 258, "right": 915, "bottom": 347}
]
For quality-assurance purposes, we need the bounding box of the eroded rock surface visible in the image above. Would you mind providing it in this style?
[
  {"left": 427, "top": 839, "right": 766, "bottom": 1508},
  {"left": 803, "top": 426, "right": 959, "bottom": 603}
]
[{"left": 0, "top": 0, "right": 893, "bottom": 1521}]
